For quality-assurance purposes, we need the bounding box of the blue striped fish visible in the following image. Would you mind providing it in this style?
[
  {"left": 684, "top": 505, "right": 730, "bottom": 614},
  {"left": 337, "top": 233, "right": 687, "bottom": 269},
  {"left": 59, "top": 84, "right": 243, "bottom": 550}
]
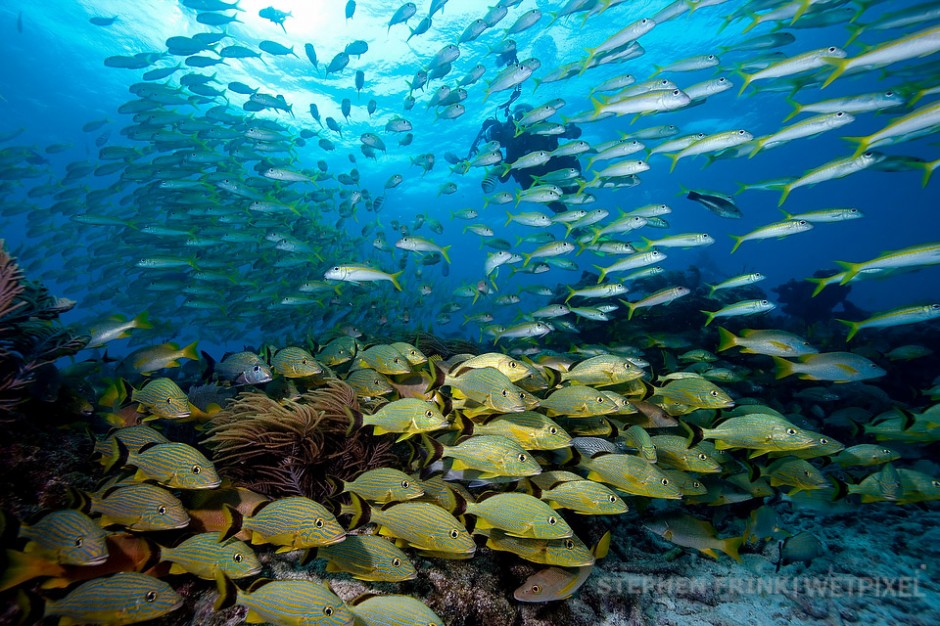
[
  {"left": 86, "top": 483, "right": 190, "bottom": 531},
  {"left": 485, "top": 528, "right": 595, "bottom": 567},
  {"left": 464, "top": 493, "right": 574, "bottom": 539},
  {"left": 216, "top": 575, "right": 353, "bottom": 626},
  {"left": 39, "top": 572, "right": 182, "bottom": 626},
  {"left": 313, "top": 534, "right": 417, "bottom": 582},
  {"left": 220, "top": 496, "right": 346, "bottom": 551},
  {"left": 94, "top": 425, "right": 169, "bottom": 464},
  {"left": 270, "top": 346, "right": 324, "bottom": 378},
  {"left": 159, "top": 532, "right": 261, "bottom": 580},
  {"left": 107, "top": 440, "right": 220, "bottom": 489},
  {"left": 17, "top": 509, "right": 108, "bottom": 566},
  {"left": 349, "top": 594, "right": 443, "bottom": 626},
  {"left": 348, "top": 495, "right": 475, "bottom": 559},
  {"left": 341, "top": 468, "right": 425, "bottom": 504},
  {"left": 130, "top": 377, "right": 191, "bottom": 419}
]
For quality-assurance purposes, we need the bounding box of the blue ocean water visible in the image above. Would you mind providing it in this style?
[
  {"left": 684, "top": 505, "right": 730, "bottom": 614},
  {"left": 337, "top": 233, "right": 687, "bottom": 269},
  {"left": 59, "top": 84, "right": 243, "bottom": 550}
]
[{"left": 0, "top": 0, "right": 936, "bottom": 351}]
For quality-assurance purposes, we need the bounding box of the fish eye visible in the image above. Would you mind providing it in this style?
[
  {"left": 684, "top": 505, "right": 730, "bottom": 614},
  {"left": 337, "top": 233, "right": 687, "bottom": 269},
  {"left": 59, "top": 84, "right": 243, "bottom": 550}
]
[
  {"left": 738, "top": 130, "right": 745, "bottom": 134},
  {"left": 509, "top": 361, "right": 517, "bottom": 368},
  {"left": 392, "top": 557, "right": 402, "bottom": 566},
  {"left": 332, "top": 266, "right": 340, "bottom": 271},
  {"left": 820, "top": 438, "right": 829, "bottom": 444},
  {"left": 233, "top": 553, "right": 243, "bottom": 563},
  {"left": 565, "top": 539, "right": 574, "bottom": 549},
  {"left": 252, "top": 365, "right": 261, "bottom": 372},
  {"left": 158, "top": 505, "right": 167, "bottom": 515},
  {"left": 608, "top": 495, "right": 617, "bottom": 503},
  {"left": 324, "top": 607, "right": 334, "bottom": 616},
  {"left": 828, "top": 47, "right": 837, "bottom": 52},
  {"left": 882, "top": 449, "right": 891, "bottom": 454},
  {"left": 661, "top": 478, "right": 669, "bottom": 485},
  {"left": 449, "top": 529, "right": 460, "bottom": 539},
  {"left": 501, "top": 389, "right": 508, "bottom": 397},
  {"left": 549, "top": 427, "right": 558, "bottom": 435},
  {"left": 786, "top": 428, "right": 797, "bottom": 435},
  {"left": 425, "top": 410, "right": 433, "bottom": 418},
  {"left": 863, "top": 152, "right": 872, "bottom": 158},
  {"left": 192, "top": 465, "right": 201, "bottom": 474},
  {"left": 693, "top": 481, "right": 702, "bottom": 488},
  {"left": 315, "top": 518, "right": 324, "bottom": 527},
  {"left": 531, "top": 584, "right": 542, "bottom": 593},
  {"left": 698, "top": 453, "right": 707, "bottom": 461},
  {"left": 166, "top": 397, "right": 172, "bottom": 404},
  {"left": 836, "top": 112, "right": 844, "bottom": 117},
  {"left": 709, "top": 390, "right": 719, "bottom": 397},
  {"left": 74, "top": 537, "right": 83, "bottom": 548},
  {"left": 885, "top": 91, "right": 894, "bottom": 96},
  {"left": 548, "top": 516, "right": 557, "bottom": 525},
  {"left": 672, "top": 89, "right": 680, "bottom": 95},
  {"left": 933, "top": 481, "right": 940, "bottom": 488},
  {"left": 718, "top": 77, "right": 725, "bottom": 82},
  {"left": 146, "top": 591, "right": 157, "bottom": 603}
]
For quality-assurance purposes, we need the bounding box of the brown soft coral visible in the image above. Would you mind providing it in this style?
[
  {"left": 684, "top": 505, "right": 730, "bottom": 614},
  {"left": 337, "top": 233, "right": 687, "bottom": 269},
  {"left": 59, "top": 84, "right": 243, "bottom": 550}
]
[
  {"left": 0, "top": 241, "right": 88, "bottom": 419},
  {"left": 201, "top": 379, "right": 399, "bottom": 502}
]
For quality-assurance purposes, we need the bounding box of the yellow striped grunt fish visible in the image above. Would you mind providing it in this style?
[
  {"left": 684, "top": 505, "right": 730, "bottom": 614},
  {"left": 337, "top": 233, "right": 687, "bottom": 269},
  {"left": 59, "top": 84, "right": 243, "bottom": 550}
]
[{"left": 220, "top": 497, "right": 345, "bottom": 551}]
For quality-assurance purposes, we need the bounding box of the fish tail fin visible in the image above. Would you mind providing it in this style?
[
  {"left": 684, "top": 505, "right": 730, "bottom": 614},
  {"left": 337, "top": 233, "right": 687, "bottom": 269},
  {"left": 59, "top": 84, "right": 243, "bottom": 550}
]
[
  {"left": 589, "top": 95, "right": 605, "bottom": 118},
  {"left": 736, "top": 72, "right": 752, "bottom": 96},
  {"left": 837, "top": 319, "right": 860, "bottom": 342},
  {"left": 777, "top": 184, "right": 792, "bottom": 207},
  {"left": 389, "top": 271, "right": 403, "bottom": 291},
  {"left": 626, "top": 301, "right": 637, "bottom": 321},
  {"left": 722, "top": 535, "right": 744, "bottom": 562},
  {"left": 771, "top": 356, "right": 795, "bottom": 379},
  {"left": 740, "top": 13, "right": 760, "bottom": 34},
  {"left": 181, "top": 341, "right": 200, "bottom": 362},
  {"left": 790, "top": 0, "right": 811, "bottom": 22},
  {"left": 834, "top": 260, "right": 860, "bottom": 285},
  {"left": 668, "top": 153, "right": 680, "bottom": 173},
  {"left": 844, "top": 22, "right": 865, "bottom": 47},
  {"left": 440, "top": 245, "right": 451, "bottom": 264},
  {"left": 701, "top": 310, "right": 716, "bottom": 327},
  {"left": 564, "top": 286, "right": 576, "bottom": 304},
  {"left": 593, "top": 265, "right": 607, "bottom": 284},
  {"left": 0, "top": 550, "right": 61, "bottom": 593},
  {"left": 219, "top": 504, "right": 244, "bottom": 543},
  {"left": 346, "top": 493, "right": 371, "bottom": 529},
  {"left": 637, "top": 236, "right": 653, "bottom": 252},
  {"left": 453, "top": 412, "right": 474, "bottom": 437},
  {"left": 716, "top": 327, "right": 738, "bottom": 352},
  {"left": 593, "top": 530, "right": 612, "bottom": 559},
  {"left": 821, "top": 58, "right": 848, "bottom": 89},
  {"left": 418, "top": 433, "right": 444, "bottom": 469},
  {"left": 214, "top": 572, "right": 239, "bottom": 611},
  {"left": 531, "top": 77, "right": 543, "bottom": 93},
  {"left": 504, "top": 211, "right": 514, "bottom": 227},
  {"left": 805, "top": 276, "right": 828, "bottom": 298},
  {"left": 133, "top": 310, "right": 153, "bottom": 330},
  {"left": 921, "top": 159, "right": 939, "bottom": 188},
  {"left": 13, "top": 587, "right": 45, "bottom": 625},
  {"left": 344, "top": 405, "right": 364, "bottom": 436},
  {"left": 103, "top": 437, "right": 129, "bottom": 473},
  {"left": 521, "top": 253, "right": 532, "bottom": 268},
  {"left": 841, "top": 135, "right": 869, "bottom": 159},
  {"left": 748, "top": 138, "right": 766, "bottom": 158},
  {"left": 782, "top": 97, "right": 802, "bottom": 123}
]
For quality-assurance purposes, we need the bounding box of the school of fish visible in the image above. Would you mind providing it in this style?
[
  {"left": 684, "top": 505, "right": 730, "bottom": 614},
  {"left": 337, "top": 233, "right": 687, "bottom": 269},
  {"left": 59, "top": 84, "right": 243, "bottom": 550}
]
[{"left": 1, "top": 0, "right": 940, "bottom": 623}]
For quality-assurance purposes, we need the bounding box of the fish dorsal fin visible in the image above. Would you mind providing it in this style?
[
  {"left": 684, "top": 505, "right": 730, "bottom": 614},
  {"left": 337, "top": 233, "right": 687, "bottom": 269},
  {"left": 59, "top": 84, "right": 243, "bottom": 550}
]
[
  {"left": 249, "top": 500, "right": 272, "bottom": 517},
  {"left": 349, "top": 592, "right": 380, "bottom": 607},
  {"left": 247, "top": 577, "right": 276, "bottom": 593},
  {"left": 593, "top": 530, "right": 611, "bottom": 559},
  {"left": 476, "top": 491, "right": 500, "bottom": 503},
  {"left": 137, "top": 441, "right": 161, "bottom": 454}
]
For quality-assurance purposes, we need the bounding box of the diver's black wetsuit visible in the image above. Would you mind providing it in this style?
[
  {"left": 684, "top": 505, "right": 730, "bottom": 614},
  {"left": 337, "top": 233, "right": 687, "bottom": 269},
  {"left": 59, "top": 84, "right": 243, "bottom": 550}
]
[{"left": 478, "top": 117, "right": 583, "bottom": 213}]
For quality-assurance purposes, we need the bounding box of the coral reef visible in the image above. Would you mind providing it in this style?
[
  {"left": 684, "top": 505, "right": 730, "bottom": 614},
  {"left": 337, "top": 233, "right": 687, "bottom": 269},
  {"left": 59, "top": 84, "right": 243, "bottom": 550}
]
[
  {"left": 202, "top": 380, "right": 399, "bottom": 501},
  {"left": 0, "top": 241, "right": 88, "bottom": 419}
]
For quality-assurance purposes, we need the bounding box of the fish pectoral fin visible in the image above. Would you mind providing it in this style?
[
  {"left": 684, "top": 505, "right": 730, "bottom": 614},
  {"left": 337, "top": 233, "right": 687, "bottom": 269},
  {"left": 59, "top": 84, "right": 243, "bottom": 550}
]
[
  {"left": 168, "top": 563, "right": 187, "bottom": 575},
  {"left": 245, "top": 609, "right": 267, "bottom": 624},
  {"left": 699, "top": 548, "right": 719, "bottom": 560}
]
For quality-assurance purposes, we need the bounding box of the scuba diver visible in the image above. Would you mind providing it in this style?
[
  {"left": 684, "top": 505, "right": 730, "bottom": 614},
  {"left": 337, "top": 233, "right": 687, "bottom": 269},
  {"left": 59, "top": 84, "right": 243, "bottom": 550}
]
[{"left": 467, "top": 84, "right": 583, "bottom": 214}]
